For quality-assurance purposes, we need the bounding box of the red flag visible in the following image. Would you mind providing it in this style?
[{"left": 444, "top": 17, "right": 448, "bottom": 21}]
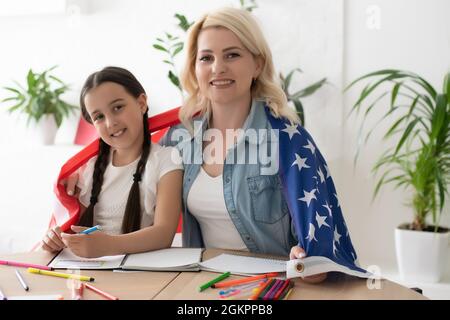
[{"left": 49, "top": 107, "right": 182, "bottom": 232}]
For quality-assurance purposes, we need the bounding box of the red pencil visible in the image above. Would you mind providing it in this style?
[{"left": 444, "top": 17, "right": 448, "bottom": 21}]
[
  {"left": 273, "top": 280, "right": 291, "bottom": 300},
  {"left": 84, "top": 283, "right": 119, "bottom": 300}
]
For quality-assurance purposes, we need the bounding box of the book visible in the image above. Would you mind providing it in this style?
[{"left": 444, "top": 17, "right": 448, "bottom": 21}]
[{"left": 48, "top": 248, "right": 287, "bottom": 275}]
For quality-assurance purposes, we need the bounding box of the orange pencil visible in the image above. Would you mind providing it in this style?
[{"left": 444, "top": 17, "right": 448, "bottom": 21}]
[
  {"left": 84, "top": 283, "right": 119, "bottom": 300},
  {"left": 212, "top": 272, "right": 278, "bottom": 289},
  {"left": 248, "top": 277, "right": 273, "bottom": 300}
]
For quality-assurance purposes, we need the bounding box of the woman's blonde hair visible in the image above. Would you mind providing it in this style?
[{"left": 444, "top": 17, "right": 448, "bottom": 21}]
[{"left": 180, "top": 7, "right": 299, "bottom": 129}]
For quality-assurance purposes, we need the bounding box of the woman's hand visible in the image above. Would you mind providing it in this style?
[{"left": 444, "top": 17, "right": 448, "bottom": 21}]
[
  {"left": 290, "top": 245, "right": 327, "bottom": 284},
  {"left": 61, "top": 225, "right": 113, "bottom": 258},
  {"left": 41, "top": 226, "right": 66, "bottom": 252}
]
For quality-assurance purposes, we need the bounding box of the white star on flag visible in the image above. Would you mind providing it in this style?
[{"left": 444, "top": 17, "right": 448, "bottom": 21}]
[
  {"left": 334, "top": 193, "right": 340, "bottom": 207},
  {"left": 333, "top": 242, "right": 338, "bottom": 256},
  {"left": 317, "top": 167, "right": 325, "bottom": 183},
  {"left": 316, "top": 211, "right": 330, "bottom": 229},
  {"left": 303, "top": 139, "right": 316, "bottom": 154},
  {"left": 291, "top": 153, "right": 310, "bottom": 172},
  {"left": 324, "top": 164, "right": 331, "bottom": 178},
  {"left": 281, "top": 123, "right": 301, "bottom": 140},
  {"left": 334, "top": 227, "right": 342, "bottom": 245},
  {"left": 305, "top": 223, "right": 317, "bottom": 242},
  {"left": 298, "top": 189, "right": 317, "bottom": 207},
  {"left": 322, "top": 201, "right": 332, "bottom": 216}
]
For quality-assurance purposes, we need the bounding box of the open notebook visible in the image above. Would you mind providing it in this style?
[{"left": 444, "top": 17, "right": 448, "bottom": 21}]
[{"left": 48, "top": 248, "right": 287, "bottom": 275}]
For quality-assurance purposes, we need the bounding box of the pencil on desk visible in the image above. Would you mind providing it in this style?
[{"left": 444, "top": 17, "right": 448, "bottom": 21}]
[
  {"left": 15, "top": 269, "right": 29, "bottom": 291},
  {"left": 84, "top": 283, "right": 118, "bottom": 300},
  {"left": 248, "top": 277, "right": 273, "bottom": 300},
  {"left": 198, "top": 271, "right": 231, "bottom": 292},
  {"left": 263, "top": 279, "right": 284, "bottom": 300},
  {"left": 283, "top": 288, "right": 294, "bottom": 300},
  {"left": 279, "top": 281, "right": 295, "bottom": 300},
  {"left": 0, "top": 259, "right": 52, "bottom": 271},
  {"left": 273, "top": 280, "right": 290, "bottom": 300},
  {"left": 212, "top": 272, "right": 278, "bottom": 288},
  {"left": 27, "top": 268, "right": 94, "bottom": 282},
  {"left": 0, "top": 286, "right": 7, "bottom": 300}
]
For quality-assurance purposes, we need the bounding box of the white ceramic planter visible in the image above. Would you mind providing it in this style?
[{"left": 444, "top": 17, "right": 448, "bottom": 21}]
[
  {"left": 33, "top": 114, "right": 58, "bottom": 145},
  {"left": 395, "top": 227, "right": 450, "bottom": 283}
]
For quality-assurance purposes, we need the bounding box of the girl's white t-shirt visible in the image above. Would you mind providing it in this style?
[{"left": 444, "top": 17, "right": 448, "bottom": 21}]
[
  {"left": 77, "top": 143, "right": 183, "bottom": 235},
  {"left": 187, "top": 167, "right": 248, "bottom": 251}
]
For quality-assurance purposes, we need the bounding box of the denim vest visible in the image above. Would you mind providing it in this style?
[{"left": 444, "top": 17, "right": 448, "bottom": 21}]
[{"left": 160, "top": 100, "right": 297, "bottom": 257}]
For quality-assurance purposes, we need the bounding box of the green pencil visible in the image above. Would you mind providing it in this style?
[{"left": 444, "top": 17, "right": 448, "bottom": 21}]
[{"left": 198, "top": 272, "right": 231, "bottom": 292}]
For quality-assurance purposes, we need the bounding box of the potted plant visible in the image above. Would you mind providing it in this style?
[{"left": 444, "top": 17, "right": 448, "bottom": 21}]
[
  {"left": 2, "top": 66, "right": 78, "bottom": 145},
  {"left": 346, "top": 69, "right": 450, "bottom": 282}
]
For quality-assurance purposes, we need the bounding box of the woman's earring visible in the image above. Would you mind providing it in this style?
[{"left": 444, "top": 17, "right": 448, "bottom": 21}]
[{"left": 251, "top": 78, "right": 257, "bottom": 87}]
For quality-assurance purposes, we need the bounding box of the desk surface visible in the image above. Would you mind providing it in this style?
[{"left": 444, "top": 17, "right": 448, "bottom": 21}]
[{"left": 0, "top": 250, "right": 427, "bottom": 300}]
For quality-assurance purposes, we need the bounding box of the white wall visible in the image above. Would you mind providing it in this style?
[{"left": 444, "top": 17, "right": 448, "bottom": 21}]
[
  {"left": 0, "top": 0, "right": 449, "bottom": 274},
  {"left": 342, "top": 0, "right": 450, "bottom": 267}
]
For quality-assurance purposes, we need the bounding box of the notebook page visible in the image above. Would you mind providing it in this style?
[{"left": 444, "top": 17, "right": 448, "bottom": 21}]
[
  {"left": 122, "top": 248, "right": 203, "bottom": 270},
  {"left": 199, "top": 254, "right": 287, "bottom": 275},
  {"left": 49, "top": 248, "right": 125, "bottom": 269}
]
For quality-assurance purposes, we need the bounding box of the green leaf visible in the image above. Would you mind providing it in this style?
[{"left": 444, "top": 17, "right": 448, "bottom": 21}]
[
  {"left": 172, "top": 43, "right": 184, "bottom": 57},
  {"left": 168, "top": 70, "right": 181, "bottom": 91},
  {"left": 344, "top": 69, "right": 400, "bottom": 91},
  {"left": 3, "top": 86, "right": 22, "bottom": 95},
  {"left": 48, "top": 75, "right": 65, "bottom": 85},
  {"left": 292, "top": 99, "right": 304, "bottom": 126},
  {"left": 163, "top": 60, "right": 174, "bottom": 66},
  {"left": 26, "top": 69, "right": 36, "bottom": 91},
  {"left": 283, "top": 68, "right": 302, "bottom": 92},
  {"left": 153, "top": 44, "right": 168, "bottom": 52},
  {"left": 430, "top": 94, "right": 447, "bottom": 140},
  {"left": 390, "top": 81, "right": 401, "bottom": 107},
  {"left": 394, "top": 117, "right": 420, "bottom": 155},
  {"left": 290, "top": 78, "right": 327, "bottom": 100},
  {"left": 2, "top": 97, "right": 20, "bottom": 103},
  {"left": 175, "top": 13, "right": 193, "bottom": 32}
]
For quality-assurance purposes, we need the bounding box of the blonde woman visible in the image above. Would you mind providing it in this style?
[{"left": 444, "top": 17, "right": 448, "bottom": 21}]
[{"left": 160, "top": 7, "right": 363, "bottom": 283}]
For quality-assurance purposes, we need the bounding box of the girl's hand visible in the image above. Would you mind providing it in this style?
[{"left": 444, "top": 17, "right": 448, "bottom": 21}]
[
  {"left": 61, "top": 225, "right": 112, "bottom": 258},
  {"left": 41, "top": 226, "right": 66, "bottom": 252},
  {"left": 60, "top": 173, "right": 80, "bottom": 197},
  {"left": 290, "top": 245, "right": 327, "bottom": 284}
]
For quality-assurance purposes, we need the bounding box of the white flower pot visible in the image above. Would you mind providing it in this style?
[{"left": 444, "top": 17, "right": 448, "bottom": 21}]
[
  {"left": 395, "top": 226, "right": 450, "bottom": 283},
  {"left": 32, "top": 114, "right": 58, "bottom": 145}
]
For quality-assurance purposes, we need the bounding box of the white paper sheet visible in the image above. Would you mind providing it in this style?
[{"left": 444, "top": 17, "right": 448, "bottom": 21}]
[
  {"left": 199, "top": 254, "right": 287, "bottom": 275},
  {"left": 49, "top": 248, "right": 125, "bottom": 269}
]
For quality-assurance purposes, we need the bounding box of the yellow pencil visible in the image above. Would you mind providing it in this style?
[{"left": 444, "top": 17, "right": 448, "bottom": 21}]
[
  {"left": 27, "top": 268, "right": 95, "bottom": 282},
  {"left": 283, "top": 288, "right": 294, "bottom": 300}
]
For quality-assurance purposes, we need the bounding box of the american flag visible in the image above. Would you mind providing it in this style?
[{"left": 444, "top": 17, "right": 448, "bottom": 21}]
[{"left": 266, "top": 108, "right": 366, "bottom": 274}]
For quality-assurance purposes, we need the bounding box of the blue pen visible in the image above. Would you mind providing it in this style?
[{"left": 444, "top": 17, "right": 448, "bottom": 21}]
[{"left": 80, "top": 225, "right": 101, "bottom": 234}]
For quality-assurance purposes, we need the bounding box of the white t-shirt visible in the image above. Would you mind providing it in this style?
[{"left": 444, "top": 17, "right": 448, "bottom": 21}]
[
  {"left": 77, "top": 143, "right": 183, "bottom": 235},
  {"left": 187, "top": 167, "right": 248, "bottom": 251}
]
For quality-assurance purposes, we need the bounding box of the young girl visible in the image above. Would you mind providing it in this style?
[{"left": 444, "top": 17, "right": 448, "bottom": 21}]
[{"left": 41, "top": 66, "right": 183, "bottom": 258}]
